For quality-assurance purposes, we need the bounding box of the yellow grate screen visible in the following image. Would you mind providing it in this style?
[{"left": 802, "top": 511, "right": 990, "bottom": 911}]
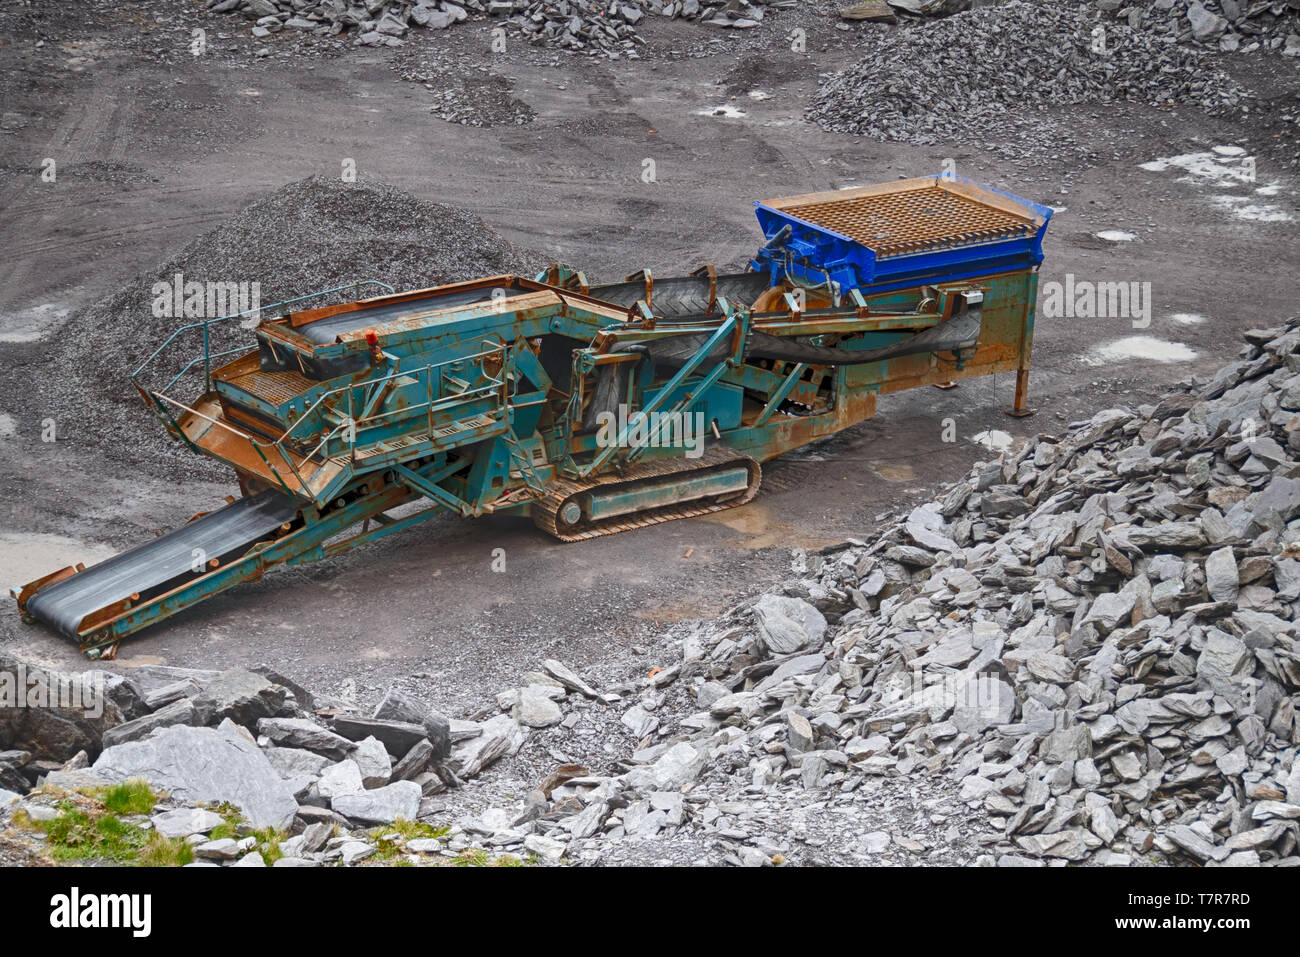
[{"left": 783, "top": 185, "right": 1036, "bottom": 258}]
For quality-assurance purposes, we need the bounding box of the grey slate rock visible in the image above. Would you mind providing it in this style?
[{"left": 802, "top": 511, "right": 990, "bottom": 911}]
[
  {"left": 101, "top": 698, "right": 203, "bottom": 749},
  {"left": 94, "top": 725, "right": 298, "bottom": 830},
  {"left": 193, "top": 669, "right": 287, "bottom": 727},
  {"left": 332, "top": 715, "right": 428, "bottom": 758},
  {"left": 332, "top": 780, "right": 422, "bottom": 824},
  {"left": 257, "top": 718, "right": 356, "bottom": 759}
]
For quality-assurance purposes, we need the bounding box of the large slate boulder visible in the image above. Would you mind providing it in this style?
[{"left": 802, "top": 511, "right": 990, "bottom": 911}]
[
  {"left": 332, "top": 715, "right": 427, "bottom": 759},
  {"left": 0, "top": 653, "right": 126, "bottom": 761},
  {"left": 257, "top": 718, "right": 355, "bottom": 759},
  {"left": 194, "top": 669, "right": 288, "bottom": 727},
  {"left": 101, "top": 698, "right": 203, "bottom": 749},
  {"left": 331, "top": 780, "right": 421, "bottom": 824},
  {"left": 751, "top": 595, "right": 827, "bottom": 654},
  {"left": 92, "top": 724, "right": 298, "bottom": 830}
]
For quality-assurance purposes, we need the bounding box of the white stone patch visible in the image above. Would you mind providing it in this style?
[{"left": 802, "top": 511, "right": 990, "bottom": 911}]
[
  {"left": 1082, "top": 336, "right": 1197, "bottom": 366},
  {"left": 747, "top": 90, "right": 771, "bottom": 101},
  {"left": 1140, "top": 148, "right": 1253, "bottom": 188},
  {"left": 971, "top": 429, "right": 1014, "bottom": 453},
  {"left": 0, "top": 414, "right": 14, "bottom": 439},
  {"left": 695, "top": 104, "right": 746, "bottom": 118},
  {"left": 1095, "top": 229, "right": 1136, "bottom": 242},
  {"left": 1140, "top": 148, "right": 1293, "bottom": 223},
  {"left": 1210, "top": 195, "right": 1294, "bottom": 223},
  {"left": 1167, "top": 312, "right": 1207, "bottom": 326}
]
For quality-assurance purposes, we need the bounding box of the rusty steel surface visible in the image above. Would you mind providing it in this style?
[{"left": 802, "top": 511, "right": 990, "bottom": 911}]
[
  {"left": 779, "top": 184, "right": 1037, "bottom": 259},
  {"left": 225, "top": 366, "right": 316, "bottom": 405}
]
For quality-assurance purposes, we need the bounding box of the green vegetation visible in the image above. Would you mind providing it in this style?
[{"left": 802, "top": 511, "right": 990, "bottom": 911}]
[
  {"left": 38, "top": 800, "right": 188, "bottom": 866},
  {"left": 204, "top": 804, "right": 246, "bottom": 841},
  {"left": 138, "top": 832, "right": 195, "bottom": 867},
  {"left": 378, "top": 819, "right": 450, "bottom": 842},
  {"left": 97, "top": 779, "right": 158, "bottom": 816},
  {"left": 453, "top": 848, "right": 530, "bottom": 867},
  {"left": 248, "top": 826, "right": 287, "bottom": 865},
  {"left": 18, "top": 785, "right": 191, "bottom": 866},
  {"left": 370, "top": 819, "right": 449, "bottom": 862}
]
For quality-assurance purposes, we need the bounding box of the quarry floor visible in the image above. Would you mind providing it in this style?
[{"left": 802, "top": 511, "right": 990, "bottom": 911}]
[{"left": 0, "top": 18, "right": 1297, "bottom": 717}]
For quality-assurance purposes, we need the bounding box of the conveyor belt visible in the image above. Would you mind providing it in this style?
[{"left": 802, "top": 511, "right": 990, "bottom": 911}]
[
  {"left": 25, "top": 490, "right": 301, "bottom": 639},
  {"left": 295, "top": 274, "right": 765, "bottom": 345},
  {"left": 296, "top": 284, "right": 528, "bottom": 344},
  {"left": 588, "top": 272, "right": 769, "bottom": 321}
]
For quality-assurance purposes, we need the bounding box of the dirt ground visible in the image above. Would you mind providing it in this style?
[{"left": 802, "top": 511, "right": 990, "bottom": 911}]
[{"left": 0, "top": 5, "right": 1297, "bottom": 717}]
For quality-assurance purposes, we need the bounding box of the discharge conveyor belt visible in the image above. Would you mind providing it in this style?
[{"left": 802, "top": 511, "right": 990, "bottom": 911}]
[{"left": 26, "top": 490, "right": 301, "bottom": 639}]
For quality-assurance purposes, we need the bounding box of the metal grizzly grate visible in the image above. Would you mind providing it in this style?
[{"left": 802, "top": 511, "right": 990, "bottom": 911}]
[{"left": 781, "top": 184, "right": 1038, "bottom": 259}]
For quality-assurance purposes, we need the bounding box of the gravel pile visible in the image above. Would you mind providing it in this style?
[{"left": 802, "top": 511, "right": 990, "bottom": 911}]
[
  {"left": 1116, "top": 0, "right": 1300, "bottom": 54},
  {"left": 208, "top": 0, "right": 794, "bottom": 58},
  {"left": 46, "top": 177, "right": 539, "bottom": 478},
  {"left": 394, "top": 54, "right": 537, "bottom": 126},
  {"left": 810, "top": 0, "right": 1255, "bottom": 149},
  {"left": 497, "top": 0, "right": 786, "bottom": 57}
]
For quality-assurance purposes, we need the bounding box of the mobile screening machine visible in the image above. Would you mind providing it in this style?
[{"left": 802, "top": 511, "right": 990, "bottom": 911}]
[{"left": 15, "top": 175, "right": 1052, "bottom": 657}]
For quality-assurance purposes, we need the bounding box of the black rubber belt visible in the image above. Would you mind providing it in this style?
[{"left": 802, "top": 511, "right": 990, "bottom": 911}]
[{"left": 26, "top": 490, "right": 301, "bottom": 639}]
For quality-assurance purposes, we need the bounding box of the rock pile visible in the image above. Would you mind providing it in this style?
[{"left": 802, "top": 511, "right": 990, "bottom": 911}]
[
  {"left": 495, "top": 0, "right": 787, "bottom": 57},
  {"left": 1098, "top": 0, "right": 1300, "bottom": 55},
  {"left": 207, "top": 0, "right": 792, "bottom": 57},
  {"left": 810, "top": 0, "right": 1254, "bottom": 148},
  {"left": 0, "top": 657, "right": 556, "bottom": 865},
  {"left": 437, "top": 315, "right": 1300, "bottom": 866}
]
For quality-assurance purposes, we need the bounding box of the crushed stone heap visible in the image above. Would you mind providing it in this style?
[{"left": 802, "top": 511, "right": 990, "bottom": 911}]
[
  {"left": 810, "top": 0, "right": 1256, "bottom": 148},
  {"left": 209, "top": 0, "right": 790, "bottom": 58},
  {"left": 591, "top": 313, "right": 1300, "bottom": 866}
]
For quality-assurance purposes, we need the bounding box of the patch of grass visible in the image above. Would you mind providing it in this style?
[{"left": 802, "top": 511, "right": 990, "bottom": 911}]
[
  {"left": 205, "top": 804, "right": 245, "bottom": 841},
  {"left": 31, "top": 790, "right": 194, "bottom": 866},
  {"left": 9, "top": 809, "right": 38, "bottom": 831},
  {"left": 452, "top": 848, "right": 531, "bottom": 868},
  {"left": 368, "top": 819, "right": 451, "bottom": 862},
  {"left": 98, "top": 779, "right": 158, "bottom": 816},
  {"left": 248, "top": 827, "right": 286, "bottom": 865},
  {"left": 384, "top": 819, "right": 451, "bottom": 842},
  {"left": 44, "top": 807, "right": 149, "bottom": 863},
  {"left": 138, "top": 833, "right": 195, "bottom": 868}
]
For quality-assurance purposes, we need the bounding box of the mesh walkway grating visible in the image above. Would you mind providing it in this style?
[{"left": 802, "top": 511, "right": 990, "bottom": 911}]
[{"left": 225, "top": 368, "right": 315, "bottom": 405}]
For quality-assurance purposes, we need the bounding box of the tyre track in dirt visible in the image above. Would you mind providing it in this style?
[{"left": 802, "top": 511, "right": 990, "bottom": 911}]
[{"left": 0, "top": 76, "right": 130, "bottom": 312}]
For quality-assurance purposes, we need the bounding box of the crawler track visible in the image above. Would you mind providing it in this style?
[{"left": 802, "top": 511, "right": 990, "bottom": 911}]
[{"left": 533, "top": 446, "right": 761, "bottom": 542}]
